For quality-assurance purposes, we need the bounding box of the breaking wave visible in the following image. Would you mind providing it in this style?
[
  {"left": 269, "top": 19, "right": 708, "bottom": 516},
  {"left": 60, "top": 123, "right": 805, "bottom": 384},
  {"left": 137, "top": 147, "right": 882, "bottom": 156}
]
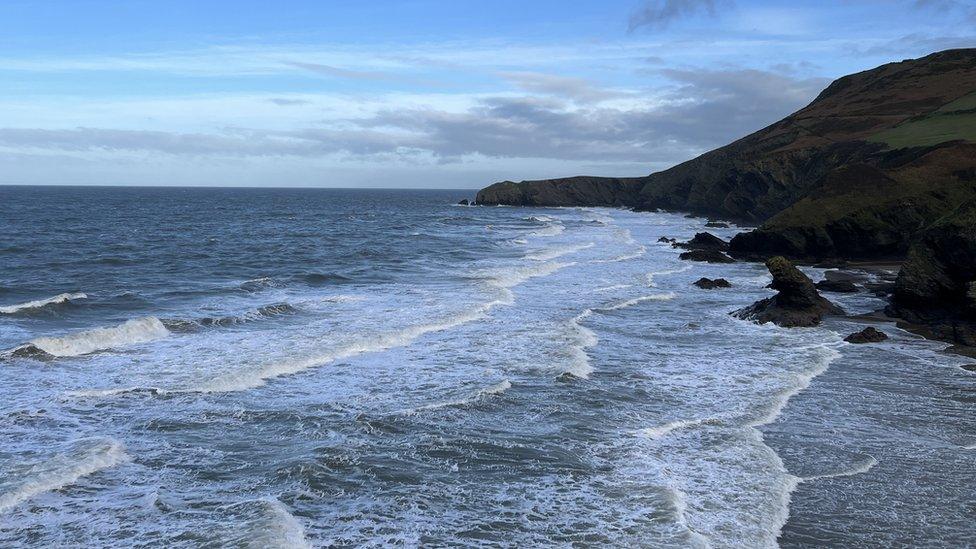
[
  {"left": 0, "top": 292, "right": 88, "bottom": 314},
  {"left": 398, "top": 380, "right": 512, "bottom": 415},
  {"left": 0, "top": 438, "right": 129, "bottom": 514},
  {"left": 29, "top": 317, "right": 170, "bottom": 357}
]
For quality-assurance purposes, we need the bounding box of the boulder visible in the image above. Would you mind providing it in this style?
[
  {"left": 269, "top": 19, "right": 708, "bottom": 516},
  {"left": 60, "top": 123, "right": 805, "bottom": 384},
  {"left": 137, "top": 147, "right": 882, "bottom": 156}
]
[
  {"left": 679, "top": 250, "right": 735, "bottom": 263},
  {"left": 694, "top": 277, "right": 731, "bottom": 289},
  {"left": 705, "top": 221, "right": 730, "bottom": 228},
  {"left": 816, "top": 279, "right": 859, "bottom": 293},
  {"left": 962, "top": 364, "right": 976, "bottom": 372},
  {"left": 844, "top": 327, "right": 889, "bottom": 344},
  {"left": 733, "top": 256, "right": 845, "bottom": 327},
  {"left": 457, "top": 199, "right": 470, "bottom": 205},
  {"left": 658, "top": 237, "right": 676, "bottom": 244},
  {"left": 674, "top": 232, "right": 730, "bottom": 251}
]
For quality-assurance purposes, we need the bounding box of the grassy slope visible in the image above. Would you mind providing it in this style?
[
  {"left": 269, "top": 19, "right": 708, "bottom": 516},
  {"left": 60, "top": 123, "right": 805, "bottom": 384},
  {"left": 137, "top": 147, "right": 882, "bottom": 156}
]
[{"left": 869, "top": 92, "right": 976, "bottom": 148}]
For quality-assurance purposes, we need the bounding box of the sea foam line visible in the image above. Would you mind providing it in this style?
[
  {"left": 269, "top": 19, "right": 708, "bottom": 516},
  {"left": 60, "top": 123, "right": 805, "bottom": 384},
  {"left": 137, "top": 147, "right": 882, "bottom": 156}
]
[
  {"left": 0, "top": 292, "right": 87, "bottom": 314},
  {"left": 77, "top": 262, "right": 572, "bottom": 395},
  {"left": 525, "top": 242, "right": 594, "bottom": 261},
  {"left": 564, "top": 292, "right": 675, "bottom": 378},
  {"left": 0, "top": 438, "right": 129, "bottom": 514}
]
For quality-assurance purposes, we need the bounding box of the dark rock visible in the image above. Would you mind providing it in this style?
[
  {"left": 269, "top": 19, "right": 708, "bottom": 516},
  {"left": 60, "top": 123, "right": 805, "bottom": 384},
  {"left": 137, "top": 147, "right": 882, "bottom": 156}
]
[
  {"left": 962, "top": 364, "right": 976, "bottom": 372},
  {"left": 816, "top": 279, "right": 859, "bottom": 293},
  {"left": 694, "top": 278, "right": 731, "bottom": 289},
  {"left": 6, "top": 344, "right": 54, "bottom": 360},
  {"left": 675, "top": 232, "right": 730, "bottom": 251},
  {"left": 658, "top": 237, "right": 676, "bottom": 244},
  {"left": 705, "top": 221, "right": 730, "bottom": 228},
  {"left": 733, "top": 256, "right": 844, "bottom": 327},
  {"left": 845, "top": 326, "right": 889, "bottom": 343},
  {"left": 892, "top": 199, "right": 976, "bottom": 346},
  {"left": 457, "top": 199, "right": 469, "bottom": 205},
  {"left": 679, "top": 250, "right": 735, "bottom": 263}
]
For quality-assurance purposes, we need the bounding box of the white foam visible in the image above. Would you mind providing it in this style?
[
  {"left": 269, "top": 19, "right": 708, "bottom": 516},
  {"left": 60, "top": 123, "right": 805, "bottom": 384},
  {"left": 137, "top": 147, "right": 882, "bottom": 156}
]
[
  {"left": 744, "top": 342, "right": 842, "bottom": 429},
  {"left": 664, "top": 486, "right": 713, "bottom": 549},
  {"left": 30, "top": 317, "right": 170, "bottom": 357},
  {"left": 589, "top": 245, "right": 647, "bottom": 264},
  {"left": 0, "top": 292, "right": 87, "bottom": 314},
  {"left": 646, "top": 265, "right": 693, "bottom": 287},
  {"left": 959, "top": 442, "right": 976, "bottom": 450},
  {"left": 596, "top": 293, "right": 675, "bottom": 312},
  {"left": 525, "top": 242, "right": 593, "bottom": 261},
  {"left": 244, "top": 499, "right": 312, "bottom": 549},
  {"left": 592, "top": 284, "right": 633, "bottom": 293},
  {"left": 638, "top": 418, "right": 709, "bottom": 440},
  {"left": 802, "top": 456, "right": 878, "bottom": 481},
  {"left": 192, "top": 263, "right": 570, "bottom": 393},
  {"left": 0, "top": 437, "right": 129, "bottom": 514},
  {"left": 399, "top": 380, "right": 512, "bottom": 415}
]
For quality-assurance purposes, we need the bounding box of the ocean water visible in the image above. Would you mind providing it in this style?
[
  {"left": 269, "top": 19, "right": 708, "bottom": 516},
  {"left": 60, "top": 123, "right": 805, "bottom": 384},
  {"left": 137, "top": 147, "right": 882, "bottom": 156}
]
[{"left": 0, "top": 186, "right": 973, "bottom": 548}]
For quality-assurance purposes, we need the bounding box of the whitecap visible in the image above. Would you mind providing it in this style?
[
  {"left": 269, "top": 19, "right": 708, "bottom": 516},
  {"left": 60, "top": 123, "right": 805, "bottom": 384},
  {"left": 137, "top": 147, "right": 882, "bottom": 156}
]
[
  {"left": 802, "top": 456, "right": 878, "bottom": 481},
  {"left": 0, "top": 292, "right": 88, "bottom": 314},
  {"left": 525, "top": 242, "right": 594, "bottom": 261},
  {"left": 0, "top": 437, "right": 129, "bottom": 514},
  {"left": 398, "top": 380, "right": 512, "bottom": 415},
  {"left": 30, "top": 317, "right": 170, "bottom": 357}
]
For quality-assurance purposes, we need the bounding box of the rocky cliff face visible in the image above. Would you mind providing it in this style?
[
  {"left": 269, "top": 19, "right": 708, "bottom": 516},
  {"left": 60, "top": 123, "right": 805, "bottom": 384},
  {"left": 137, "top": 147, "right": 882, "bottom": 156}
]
[
  {"left": 892, "top": 200, "right": 976, "bottom": 345},
  {"left": 475, "top": 176, "right": 643, "bottom": 207},
  {"left": 477, "top": 49, "right": 976, "bottom": 261}
]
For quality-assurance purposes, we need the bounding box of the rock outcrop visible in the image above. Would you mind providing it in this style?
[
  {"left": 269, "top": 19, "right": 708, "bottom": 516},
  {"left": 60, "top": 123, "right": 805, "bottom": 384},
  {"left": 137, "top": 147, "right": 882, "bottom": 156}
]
[
  {"left": 844, "top": 327, "right": 889, "bottom": 344},
  {"left": 679, "top": 250, "right": 735, "bottom": 263},
  {"left": 733, "top": 256, "right": 844, "bottom": 327},
  {"left": 674, "top": 232, "right": 730, "bottom": 251},
  {"left": 694, "top": 278, "right": 731, "bottom": 289},
  {"left": 815, "top": 279, "right": 858, "bottom": 293},
  {"left": 476, "top": 176, "right": 643, "bottom": 207},
  {"left": 891, "top": 200, "right": 976, "bottom": 345}
]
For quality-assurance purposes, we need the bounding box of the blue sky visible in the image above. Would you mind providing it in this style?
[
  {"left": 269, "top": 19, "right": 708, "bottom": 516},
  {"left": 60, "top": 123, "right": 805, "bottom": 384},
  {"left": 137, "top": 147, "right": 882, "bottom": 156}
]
[{"left": 1, "top": 0, "right": 974, "bottom": 188}]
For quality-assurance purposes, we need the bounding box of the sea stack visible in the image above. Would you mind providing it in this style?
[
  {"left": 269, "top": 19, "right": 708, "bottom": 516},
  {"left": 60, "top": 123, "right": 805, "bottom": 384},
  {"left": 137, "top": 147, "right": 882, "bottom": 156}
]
[{"left": 733, "top": 256, "right": 844, "bottom": 327}]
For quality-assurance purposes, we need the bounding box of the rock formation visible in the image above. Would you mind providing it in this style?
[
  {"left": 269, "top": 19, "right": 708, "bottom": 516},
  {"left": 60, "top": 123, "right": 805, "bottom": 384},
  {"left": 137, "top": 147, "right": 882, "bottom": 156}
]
[
  {"left": 891, "top": 200, "right": 976, "bottom": 345},
  {"left": 733, "top": 256, "right": 844, "bottom": 327},
  {"left": 694, "top": 278, "right": 731, "bottom": 289},
  {"left": 844, "top": 327, "right": 889, "bottom": 344}
]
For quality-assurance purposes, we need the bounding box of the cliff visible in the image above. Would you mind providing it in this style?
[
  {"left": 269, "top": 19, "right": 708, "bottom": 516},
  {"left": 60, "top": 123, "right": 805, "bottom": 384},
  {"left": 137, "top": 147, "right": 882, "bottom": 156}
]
[{"left": 477, "top": 49, "right": 976, "bottom": 261}]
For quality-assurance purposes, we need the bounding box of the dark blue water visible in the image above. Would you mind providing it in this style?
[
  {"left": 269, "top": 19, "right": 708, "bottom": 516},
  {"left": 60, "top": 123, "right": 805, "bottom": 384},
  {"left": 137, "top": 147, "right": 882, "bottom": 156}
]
[{"left": 1, "top": 187, "right": 973, "bottom": 547}]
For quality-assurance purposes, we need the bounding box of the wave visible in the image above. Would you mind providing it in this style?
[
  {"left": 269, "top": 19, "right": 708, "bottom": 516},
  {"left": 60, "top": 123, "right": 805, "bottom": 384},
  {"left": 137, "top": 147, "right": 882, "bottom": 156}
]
[
  {"left": 743, "top": 342, "right": 842, "bottom": 429},
  {"left": 163, "top": 303, "right": 299, "bottom": 332},
  {"left": 398, "top": 380, "right": 512, "bottom": 415},
  {"left": 562, "top": 293, "right": 675, "bottom": 379},
  {"left": 802, "top": 456, "right": 878, "bottom": 481},
  {"left": 0, "top": 292, "right": 87, "bottom": 314},
  {"left": 595, "top": 293, "right": 675, "bottom": 312},
  {"left": 301, "top": 272, "right": 352, "bottom": 286},
  {"left": 241, "top": 498, "right": 312, "bottom": 549},
  {"left": 186, "top": 262, "right": 571, "bottom": 393},
  {"left": 592, "top": 284, "right": 633, "bottom": 293},
  {"left": 961, "top": 442, "right": 976, "bottom": 450},
  {"left": 646, "top": 265, "right": 693, "bottom": 287},
  {"left": 589, "top": 244, "right": 647, "bottom": 264},
  {"left": 662, "top": 486, "right": 712, "bottom": 549},
  {"left": 29, "top": 317, "right": 170, "bottom": 357},
  {"left": 0, "top": 438, "right": 129, "bottom": 514},
  {"left": 638, "top": 418, "right": 712, "bottom": 440},
  {"left": 524, "top": 243, "right": 594, "bottom": 261}
]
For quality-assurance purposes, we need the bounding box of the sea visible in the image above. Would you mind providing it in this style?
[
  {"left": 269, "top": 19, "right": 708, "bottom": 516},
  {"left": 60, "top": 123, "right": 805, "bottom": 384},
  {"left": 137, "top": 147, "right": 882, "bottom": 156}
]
[{"left": 0, "top": 186, "right": 973, "bottom": 548}]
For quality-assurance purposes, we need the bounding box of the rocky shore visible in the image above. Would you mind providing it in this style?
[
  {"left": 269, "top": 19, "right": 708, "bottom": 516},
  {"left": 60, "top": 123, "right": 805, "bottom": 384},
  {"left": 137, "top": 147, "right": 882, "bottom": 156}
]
[{"left": 473, "top": 48, "right": 976, "bottom": 352}]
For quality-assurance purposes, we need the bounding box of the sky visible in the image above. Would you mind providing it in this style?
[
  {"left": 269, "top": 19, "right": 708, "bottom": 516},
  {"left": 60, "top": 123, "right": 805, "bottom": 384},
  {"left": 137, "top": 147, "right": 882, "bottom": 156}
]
[{"left": 0, "top": 0, "right": 974, "bottom": 188}]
